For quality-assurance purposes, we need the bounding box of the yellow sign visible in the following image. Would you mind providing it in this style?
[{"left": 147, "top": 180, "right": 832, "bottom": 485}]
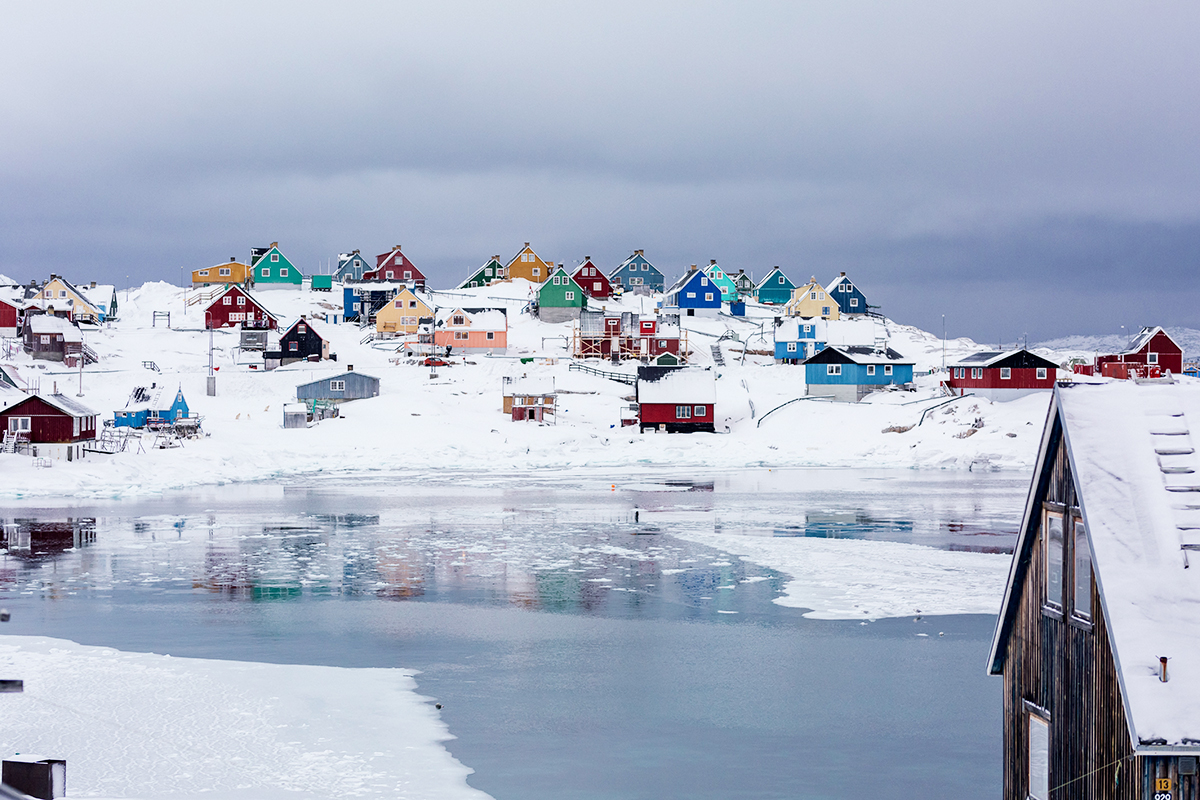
[{"left": 1157, "top": 778, "right": 1172, "bottom": 791}]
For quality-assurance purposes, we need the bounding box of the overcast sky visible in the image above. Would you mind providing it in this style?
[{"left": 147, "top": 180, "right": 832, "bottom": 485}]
[{"left": 3, "top": 1, "right": 1198, "bottom": 341}]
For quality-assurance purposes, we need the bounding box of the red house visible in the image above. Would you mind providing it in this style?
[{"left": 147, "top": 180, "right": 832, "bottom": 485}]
[
  {"left": 363, "top": 245, "right": 426, "bottom": 288},
  {"left": 0, "top": 393, "right": 99, "bottom": 462},
  {"left": 574, "top": 311, "right": 684, "bottom": 362},
  {"left": 945, "top": 349, "right": 1060, "bottom": 401},
  {"left": 636, "top": 366, "right": 716, "bottom": 432},
  {"left": 571, "top": 257, "right": 613, "bottom": 300},
  {"left": 1093, "top": 326, "right": 1183, "bottom": 377},
  {"left": 0, "top": 296, "right": 20, "bottom": 337},
  {"left": 204, "top": 286, "right": 278, "bottom": 330}
]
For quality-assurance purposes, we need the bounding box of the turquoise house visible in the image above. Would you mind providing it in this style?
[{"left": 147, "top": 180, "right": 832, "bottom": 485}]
[
  {"left": 756, "top": 268, "right": 796, "bottom": 305},
  {"left": 702, "top": 260, "right": 738, "bottom": 303},
  {"left": 251, "top": 242, "right": 303, "bottom": 286},
  {"left": 114, "top": 385, "right": 190, "bottom": 428},
  {"left": 803, "top": 346, "right": 913, "bottom": 402}
]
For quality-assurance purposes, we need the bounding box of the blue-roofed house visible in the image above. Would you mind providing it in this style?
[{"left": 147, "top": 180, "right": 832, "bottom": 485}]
[
  {"left": 609, "top": 250, "right": 664, "bottom": 293},
  {"left": 803, "top": 346, "right": 914, "bottom": 402},
  {"left": 702, "top": 260, "right": 738, "bottom": 303},
  {"left": 663, "top": 265, "right": 722, "bottom": 318},
  {"left": 755, "top": 268, "right": 796, "bottom": 305},
  {"left": 826, "top": 272, "right": 868, "bottom": 315}
]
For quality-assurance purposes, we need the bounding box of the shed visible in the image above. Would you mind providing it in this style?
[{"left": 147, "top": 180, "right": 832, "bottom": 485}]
[
  {"left": 296, "top": 368, "right": 380, "bottom": 403},
  {"left": 946, "top": 349, "right": 1060, "bottom": 401},
  {"left": 0, "top": 392, "right": 99, "bottom": 461},
  {"left": 310, "top": 275, "right": 333, "bottom": 292},
  {"left": 282, "top": 403, "right": 308, "bottom": 429},
  {"left": 636, "top": 366, "right": 716, "bottom": 433},
  {"left": 502, "top": 375, "right": 555, "bottom": 416},
  {"left": 989, "top": 381, "right": 1200, "bottom": 800},
  {"left": 803, "top": 346, "right": 914, "bottom": 402}
]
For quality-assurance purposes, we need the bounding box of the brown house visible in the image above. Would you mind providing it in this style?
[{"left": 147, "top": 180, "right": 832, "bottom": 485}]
[
  {"left": 0, "top": 392, "right": 99, "bottom": 461},
  {"left": 989, "top": 381, "right": 1200, "bottom": 799}
]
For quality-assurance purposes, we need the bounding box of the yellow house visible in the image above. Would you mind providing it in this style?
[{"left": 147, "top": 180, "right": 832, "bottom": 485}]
[
  {"left": 505, "top": 242, "right": 554, "bottom": 284},
  {"left": 375, "top": 288, "right": 433, "bottom": 337},
  {"left": 37, "top": 275, "right": 104, "bottom": 323},
  {"left": 193, "top": 259, "right": 253, "bottom": 287},
  {"left": 785, "top": 278, "right": 840, "bottom": 319}
]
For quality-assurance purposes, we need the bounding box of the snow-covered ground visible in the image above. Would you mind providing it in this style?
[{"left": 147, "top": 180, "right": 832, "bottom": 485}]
[
  {"left": 0, "top": 280, "right": 1089, "bottom": 498},
  {"left": 0, "top": 636, "right": 490, "bottom": 800}
]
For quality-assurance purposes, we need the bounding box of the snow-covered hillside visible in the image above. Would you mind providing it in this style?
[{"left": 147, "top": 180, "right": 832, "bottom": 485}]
[
  {"left": 1036, "top": 326, "right": 1200, "bottom": 362},
  {"left": 3, "top": 279, "right": 1186, "bottom": 498}
]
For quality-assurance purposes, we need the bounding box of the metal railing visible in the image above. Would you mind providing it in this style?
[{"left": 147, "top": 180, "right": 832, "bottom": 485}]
[{"left": 567, "top": 362, "right": 637, "bottom": 385}]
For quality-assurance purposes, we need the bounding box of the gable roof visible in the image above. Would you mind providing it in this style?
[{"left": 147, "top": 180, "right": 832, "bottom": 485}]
[
  {"left": 665, "top": 268, "right": 707, "bottom": 295},
  {"left": 5, "top": 392, "right": 97, "bottom": 418},
  {"left": 756, "top": 267, "right": 793, "bottom": 289},
  {"left": 208, "top": 285, "right": 278, "bottom": 319},
  {"left": 27, "top": 314, "right": 83, "bottom": 342},
  {"left": 43, "top": 276, "right": 102, "bottom": 317},
  {"left": 435, "top": 307, "right": 507, "bottom": 329},
  {"left": 1119, "top": 326, "right": 1180, "bottom": 356},
  {"left": 804, "top": 345, "right": 911, "bottom": 366},
  {"left": 281, "top": 317, "right": 326, "bottom": 339},
  {"left": 611, "top": 251, "right": 662, "bottom": 277},
  {"left": 953, "top": 349, "right": 1059, "bottom": 370},
  {"left": 636, "top": 367, "right": 716, "bottom": 404},
  {"left": 458, "top": 257, "right": 505, "bottom": 288},
  {"left": 989, "top": 382, "right": 1200, "bottom": 750}
]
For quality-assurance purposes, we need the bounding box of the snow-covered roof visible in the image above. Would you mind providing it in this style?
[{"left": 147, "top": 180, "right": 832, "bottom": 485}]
[
  {"left": 1119, "top": 326, "right": 1170, "bottom": 356},
  {"left": 664, "top": 269, "right": 703, "bottom": 296},
  {"left": 28, "top": 314, "right": 82, "bottom": 342},
  {"left": 435, "top": 307, "right": 507, "bottom": 330},
  {"left": 11, "top": 392, "right": 98, "bottom": 418},
  {"left": 504, "top": 375, "right": 554, "bottom": 396},
  {"left": 809, "top": 345, "right": 911, "bottom": 365},
  {"left": 1003, "top": 383, "right": 1200, "bottom": 749},
  {"left": 637, "top": 368, "right": 716, "bottom": 404},
  {"left": 952, "top": 349, "right": 1059, "bottom": 370},
  {"left": 79, "top": 285, "right": 116, "bottom": 312}
]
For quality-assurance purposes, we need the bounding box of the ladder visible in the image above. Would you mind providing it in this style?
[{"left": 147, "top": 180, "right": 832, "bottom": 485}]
[{"left": 710, "top": 344, "right": 726, "bottom": 366}]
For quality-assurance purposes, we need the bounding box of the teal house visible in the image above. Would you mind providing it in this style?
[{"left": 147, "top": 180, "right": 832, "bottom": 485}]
[
  {"left": 702, "top": 260, "right": 738, "bottom": 303},
  {"left": 755, "top": 267, "right": 796, "bottom": 305},
  {"left": 459, "top": 256, "right": 505, "bottom": 289},
  {"left": 536, "top": 266, "right": 587, "bottom": 323},
  {"left": 250, "top": 242, "right": 303, "bottom": 287},
  {"left": 803, "top": 346, "right": 914, "bottom": 402},
  {"left": 114, "top": 385, "right": 190, "bottom": 428},
  {"left": 609, "top": 250, "right": 664, "bottom": 293}
]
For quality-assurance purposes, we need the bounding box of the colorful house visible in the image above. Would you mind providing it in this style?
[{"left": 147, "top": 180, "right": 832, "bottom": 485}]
[
  {"left": 34, "top": 276, "right": 104, "bottom": 323},
  {"left": 773, "top": 317, "right": 826, "bottom": 363},
  {"left": 296, "top": 368, "right": 380, "bottom": 403},
  {"left": 374, "top": 288, "right": 433, "bottom": 337},
  {"left": 536, "top": 266, "right": 587, "bottom": 323},
  {"left": 0, "top": 392, "right": 99, "bottom": 462},
  {"left": 570, "top": 257, "right": 614, "bottom": 300},
  {"left": 826, "top": 272, "right": 868, "bottom": 315},
  {"left": 784, "top": 278, "right": 840, "bottom": 319},
  {"left": 988, "top": 382, "right": 1200, "bottom": 800},
  {"left": 636, "top": 366, "right": 716, "bottom": 433},
  {"left": 272, "top": 317, "right": 331, "bottom": 365},
  {"left": 0, "top": 296, "right": 20, "bottom": 337},
  {"left": 343, "top": 283, "right": 403, "bottom": 323},
  {"left": 114, "top": 384, "right": 190, "bottom": 428},
  {"left": 573, "top": 310, "right": 684, "bottom": 362},
  {"left": 946, "top": 349, "right": 1060, "bottom": 401},
  {"left": 803, "top": 346, "right": 914, "bottom": 402},
  {"left": 505, "top": 243, "right": 554, "bottom": 284},
  {"left": 755, "top": 267, "right": 796, "bottom": 305},
  {"left": 250, "top": 243, "right": 303, "bottom": 287},
  {"left": 192, "top": 259, "right": 253, "bottom": 287},
  {"left": 459, "top": 256, "right": 506, "bottom": 289},
  {"left": 334, "top": 250, "right": 368, "bottom": 283},
  {"left": 732, "top": 270, "right": 756, "bottom": 299},
  {"left": 701, "top": 260, "right": 738, "bottom": 303},
  {"left": 433, "top": 307, "right": 508, "bottom": 355},
  {"left": 364, "top": 245, "right": 426, "bottom": 288},
  {"left": 1094, "top": 326, "right": 1184, "bottom": 377},
  {"left": 22, "top": 315, "right": 90, "bottom": 366},
  {"left": 663, "top": 266, "right": 722, "bottom": 317},
  {"left": 204, "top": 285, "right": 278, "bottom": 330},
  {"left": 79, "top": 283, "right": 118, "bottom": 321},
  {"left": 609, "top": 250, "right": 664, "bottom": 293}
]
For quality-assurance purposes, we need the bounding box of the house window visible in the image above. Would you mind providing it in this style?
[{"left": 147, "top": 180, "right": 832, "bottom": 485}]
[
  {"left": 1148, "top": 352, "right": 1159, "bottom": 364},
  {"left": 395, "top": 300, "right": 403, "bottom": 308},
  {"left": 1045, "top": 508, "right": 1064, "bottom": 610},
  {"left": 1000, "top": 367, "right": 1011, "bottom": 380},
  {"left": 850, "top": 298, "right": 859, "bottom": 307},
  {"left": 455, "top": 331, "right": 467, "bottom": 340},
  {"left": 810, "top": 292, "right": 817, "bottom": 300},
  {"left": 8, "top": 417, "right": 30, "bottom": 433},
  {"left": 1073, "top": 517, "right": 1092, "bottom": 619},
  {"left": 219, "top": 268, "right": 231, "bottom": 276},
  {"left": 280, "top": 268, "right": 288, "bottom": 277},
  {"left": 396, "top": 255, "right": 404, "bottom": 265},
  {"left": 271, "top": 254, "right": 279, "bottom": 262},
  {"left": 822, "top": 307, "right": 831, "bottom": 315},
  {"left": 237, "top": 296, "right": 246, "bottom": 306},
  {"left": 297, "top": 324, "right": 306, "bottom": 334},
  {"left": 565, "top": 291, "right": 575, "bottom": 300},
  {"left": 404, "top": 271, "right": 412, "bottom": 280},
  {"left": 354, "top": 259, "right": 361, "bottom": 267},
  {"left": 675, "top": 405, "right": 692, "bottom": 419},
  {"left": 453, "top": 315, "right": 466, "bottom": 325},
  {"left": 704, "top": 292, "right": 714, "bottom": 302},
  {"left": 972, "top": 368, "right": 982, "bottom": 379},
  {"left": 261, "top": 268, "right": 270, "bottom": 278},
  {"left": 1028, "top": 713, "right": 1049, "bottom": 800},
  {"left": 386, "top": 271, "right": 394, "bottom": 279},
  {"left": 485, "top": 268, "right": 493, "bottom": 277},
  {"left": 694, "top": 405, "right": 706, "bottom": 417},
  {"left": 486, "top": 331, "right": 495, "bottom": 340},
  {"left": 288, "top": 342, "right": 298, "bottom": 351},
  {"left": 223, "top": 296, "right": 232, "bottom": 305},
  {"left": 701, "top": 277, "right": 709, "bottom": 286},
  {"left": 553, "top": 276, "right": 562, "bottom": 285},
  {"left": 531, "top": 267, "right": 541, "bottom": 277},
  {"left": 594, "top": 282, "right": 602, "bottom": 291},
  {"left": 658, "top": 339, "right": 667, "bottom": 347},
  {"left": 199, "top": 270, "right": 210, "bottom": 277},
  {"left": 353, "top": 302, "right": 361, "bottom": 311},
  {"left": 884, "top": 365, "right": 893, "bottom": 376},
  {"left": 408, "top": 300, "right": 418, "bottom": 309},
  {"left": 803, "top": 325, "right": 811, "bottom": 334},
  {"left": 1036, "top": 367, "right": 1047, "bottom": 380},
  {"left": 778, "top": 276, "right": 785, "bottom": 284},
  {"left": 787, "top": 343, "right": 797, "bottom": 352},
  {"left": 60, "top": 290, "right": 67, "bottom": 298},
  {"left": 642, "top": 264, "right": 649, "bottom": 271},
  {"left": 827, "top": 364, "right": 841, "bottom": 375},
  {"left": 330, "top": 380, "right": 345, "bottom": 391},
  {"left": 867, "top": 364, "right": 875, "bottom": 375},
  {"left": 686, "top": 292, "right": 696, "bottom": 299}
]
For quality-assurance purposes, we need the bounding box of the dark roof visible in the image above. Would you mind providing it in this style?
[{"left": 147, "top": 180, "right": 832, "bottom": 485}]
[
  {"left": 953, "top": 349, "right": 1058, "bottom": 370},
  {"left": 803, "top": 346, "right": 911, "bottom": 366}
]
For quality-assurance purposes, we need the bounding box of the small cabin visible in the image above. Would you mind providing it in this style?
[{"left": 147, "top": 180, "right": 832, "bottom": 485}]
[
  {"left": 272, "top": 317, "right": 330, "bottom": 365},
  {"left": 636, "top": 366, "right": 716, "bottom": 433},
  {"left": 989, "top": 382, "right": 1200, "bottom": 800},
  {"left": 502, "top": 375, "right": 556, "bottom": 422},
  {"left": 114, "top": 384, "right": 190, "bottom": 428},
  {"left": 204, "top": 286, "right": 278, "bottom": 330},
  {"left": 0, "top": 393, "right": 99, "bottom": 461},
  {"left": 803, "top": 346, "right": 914, "bottom": 402},
  {"left": 22, "top": 314, "right": 85, "bottom": 365},
  {"left": 946, "top": 349, "right": 1060, "bottom": 401},
  {"left": 363, "top": 245, "right": 426, "bottom": 288},
  {"left": 296, "top": 368, "right": 380, "bottom": 403},
  {"left": 773, "top": 317, "right": 826, "bottom": 363},
  {"left": 1094, "top": 326, "right": 1184, "bottom": 378}
]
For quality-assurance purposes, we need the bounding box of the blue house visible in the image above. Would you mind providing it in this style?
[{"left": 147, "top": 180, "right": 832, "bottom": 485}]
[
  {"left": 114, "top": 384, "right": 190, "bottom": 428},
  {"left": 773, "top": 318, "right": 826, "bottom": 363},
  {"left": 803, "top": 346, "right": 913, "bottom": 402},
  {"left": 343, "top": 283, "right": 402, "bottom": 323},
  {"left": 297, "top": 369, "right": 380, "bottom": 403},
  {"left": 609, "top": 250, "right": 664, "bottom": 293},
  {"left": 756, "top": 268, "right": 796, "bottom": 305},
  {"left": 334, "top": 250, "right": 368, "bottom": 282},
  {"left": 663, "top": 266, "right": 722, "bottom": 317},
  {"left": 826, "top": 272, "right": 869, "bottom": 315}
]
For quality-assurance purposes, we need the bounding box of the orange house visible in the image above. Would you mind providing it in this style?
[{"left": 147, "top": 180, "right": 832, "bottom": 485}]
[
  {"left": 193, "top": 259, "right": 253, "bottom": 287},
  {"left": 433, "top": 307, "right": 508, "bottom": 355},
  {"left": 505, "top": 243, "right": 553, "bottom": 284}
]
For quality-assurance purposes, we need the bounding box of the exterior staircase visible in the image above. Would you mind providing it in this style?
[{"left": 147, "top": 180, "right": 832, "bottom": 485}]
[{"left": 710, "top": 344, "right": 726, "bottom": 366}]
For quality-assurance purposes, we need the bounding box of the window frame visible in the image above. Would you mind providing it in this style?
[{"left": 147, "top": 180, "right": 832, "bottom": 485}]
[
  {"left": 827, "top": 364, "right": 842, "bottom": 376},
  {"left": 1000, "top": 367, "right": 1012, "bottom": 380},
  {"left": 866, "top": 364, "right": 876, "bottom": 376},
  {"left": 330, "top": 380, "right": 346, "bottom": 392},
  {"left": 675, "top": 405, "right": 692, "bottom": 420},
  {"left": 693, "top": 405, "right": 706, "bottom": 417},
  {"left": 1072, "top": 513, "right": 1092, "bottom": 622},
  {"left": 1043, "top": 505, "right": 1066, "bottom": 613},
  {"left": 1037, "top": 367, "right": 1048, "bottom": 380},
  {"left": 1027, "top": 709, "right": 1050, "bottom": 800},
  {"left": 271, "top": 253, "right": 279, "bottom": 262}
]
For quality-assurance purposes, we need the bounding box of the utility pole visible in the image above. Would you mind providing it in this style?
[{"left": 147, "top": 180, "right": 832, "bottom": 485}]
[
  {"left": 941, "top": 315, "right": 946, "bottom": 373},
  {"left": 77, "top": 331, "right": 84, "bottom": 396},
  {"left": 207, "top": 319, "right": 216, "bottom": 396}
]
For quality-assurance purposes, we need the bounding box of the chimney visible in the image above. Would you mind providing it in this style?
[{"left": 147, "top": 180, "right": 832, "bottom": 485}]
[
  {"left": 229, "top": 257, "right": 235, "bottom": 263},
  {"left": 347, "top": 364, "right": 353, "bottom": 372},
  {"left": 710, "top": 260, "right": 716, "bottom": 265},
  {"left": 1160, "top": 656, "right": 1169, "bottom": 682},
  {"left": 395, "top": 245, "right": 402, "bottom": 251},
  {"left": 840, "top": 271, "right": 846, "bottom": 277},
  {"left": 636, "top": 249, "right": 643, "bottom": 255},
  {"left": 492, "top": 254, "right": 500, "bottom": 261},
  {"left": 271, "top": 242, "right": 278, "bottom": 248},
  {"left": 689, "top": 264, "right": 697, "bottom": 272},
  {"left": 90, "top": 281, "right": 96, "bottom": 288},
  {"left": 524, "top": 242, "right": 530, "bottom": 248},
  {"left": 585, "top": 255, "right": 591, "bottom": 261}
]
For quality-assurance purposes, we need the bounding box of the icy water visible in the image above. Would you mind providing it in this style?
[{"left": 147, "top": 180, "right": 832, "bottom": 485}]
[{"left": 0, "top": 468, "right": 1027, "bottom": 799}]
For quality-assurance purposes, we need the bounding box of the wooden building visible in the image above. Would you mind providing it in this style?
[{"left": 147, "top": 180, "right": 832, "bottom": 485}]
[
  {"left": 701, "top": 260, "right": 738, "bottom": 303},
  {"left": 502, "top": 375, "right": 556, "bottom": 422},
  {"left": 571, "top": 257, "right": 614, "bottom": 300},
  {"left": 204, "top": 286, "right": 278, "bottom": 330},
  {"left": 826, "top": 272, "right": 868, "bottom": 315},
  {"left": 754, "top": 267, "right": 795, "bottom": 305},
  {"left": 0, "top": 296, "right": 22, "bottom": 337},
  {"left": 343, "top": 282, "right": 404, "bottom": 323},
  {"left": 375, "top": 288, "right": 433, "bottom": 337},
  {"left": 803, "top": 346, "right": 914, "bottom": 402},
  {"left": 459, "top": 256, "right": 507, "bottom": 289},
  {"left": 784, "top": 278, "right": 841, "bottom": 320},
  {"left": 272, "top": 317, "right": 331, "bottom": 365},
  {"left": 536, "top": 266, "right": 587, "bottom": 323},
  {"left": 296, "top": 368, "right": 380, "bottom": 403},
  {"left": 114, "top": 384, "right": 190, "bottom": 428},
  {"left": 334, "top": 250, "right": 368, "bottom": 283},
  {"left": 989, "top": 381, "right": 1200, "bottom": 800},
  {"left": 1092, "top": 327, "right": 1185, "bottom": 377},
  {"left": 663, "top": 266, "right": 722, "bottom": 318},
  {"left": 33, "top": 275, "right": 105, "bottom": 323},
  {"left": 946, "top": 349, "right": 1060, "bottom": 401},
  {"left": 192, "top": 259, "right": 253, "bottom": 287},
  {"left": 249, "top": 242, "right": 303, "bottom": 287},
  {"left": 573, "top": 310, "right": 684, "bottom": 362},
  {"left": 364, "top": 245, "right": 426, "bottom": 288},
  {"left": 636, "top": 366, "right": 716, "bottom": 433},
  {"left": 433, "top": 307, "right": 508, "bottom": 355},
  {"left": 609, "top": 250, "right": 664, "bottom": 293},
  {"left": 505, "top": 243, "right": 554, "bottom": 284},
  {"left": 22, "top": 314, "right": 89, "bottom": 365},
  {"left": 0, "top": 392, "right": 99, "bottom": 461}
]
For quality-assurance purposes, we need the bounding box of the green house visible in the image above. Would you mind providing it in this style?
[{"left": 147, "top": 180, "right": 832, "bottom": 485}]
[
  {"left": 702, "top": 260, "right": 738, "bottom": 303},
  {"left": 250, "top": 242, "right": 303, "bottom": 286},
  {"left": 536, "top": 266, "right": 587, "bottom": 323},
  {"left": 459, "top": 256, "right": 505, "bottom": 289}
]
